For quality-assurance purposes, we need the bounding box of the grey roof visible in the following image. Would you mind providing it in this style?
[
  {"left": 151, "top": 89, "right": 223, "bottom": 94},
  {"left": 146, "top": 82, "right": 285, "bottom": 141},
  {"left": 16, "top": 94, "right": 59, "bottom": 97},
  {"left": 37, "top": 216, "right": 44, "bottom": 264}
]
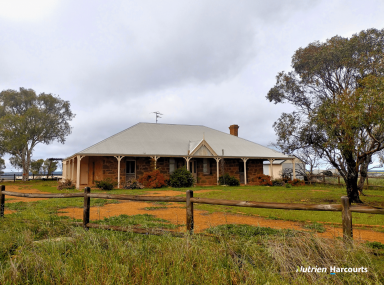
[{"left": 73, "top": 123, "right": 291, "bottom": 159}]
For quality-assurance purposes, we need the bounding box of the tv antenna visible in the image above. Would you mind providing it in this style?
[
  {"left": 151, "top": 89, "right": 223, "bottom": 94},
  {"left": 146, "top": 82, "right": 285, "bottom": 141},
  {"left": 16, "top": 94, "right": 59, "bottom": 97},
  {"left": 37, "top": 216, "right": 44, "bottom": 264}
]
[{"left": 153, "top": 111, "right": 163, "bottom": 123}]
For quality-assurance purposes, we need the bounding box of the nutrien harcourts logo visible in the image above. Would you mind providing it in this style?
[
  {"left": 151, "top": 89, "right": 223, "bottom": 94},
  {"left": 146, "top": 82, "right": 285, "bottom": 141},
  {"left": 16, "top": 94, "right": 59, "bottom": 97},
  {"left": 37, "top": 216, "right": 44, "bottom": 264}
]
[{"left": 296, "top": 266, "right": 368, "bottom": 274}]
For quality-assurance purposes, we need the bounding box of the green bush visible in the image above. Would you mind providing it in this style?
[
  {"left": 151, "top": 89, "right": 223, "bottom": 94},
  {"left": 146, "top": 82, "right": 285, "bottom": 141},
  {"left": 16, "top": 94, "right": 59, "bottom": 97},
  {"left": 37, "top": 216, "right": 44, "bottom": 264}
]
[
  {"left": 95, "top": 178, "right": 116, "bottom": 190},
  {"left": 169, "top": 167, "right": 194, "bottom": 187},
  {"left": 218, "top": 173, "right": 240, "bottom": 186},
  {"left": 124, "top": 179, "right": 144, "bottom": 189},
  {"left": 272, "top": 179, "right": 284, "bottom": 186},
  {"left": 285, "top": 183, "right": 292, "bottom": 188}
]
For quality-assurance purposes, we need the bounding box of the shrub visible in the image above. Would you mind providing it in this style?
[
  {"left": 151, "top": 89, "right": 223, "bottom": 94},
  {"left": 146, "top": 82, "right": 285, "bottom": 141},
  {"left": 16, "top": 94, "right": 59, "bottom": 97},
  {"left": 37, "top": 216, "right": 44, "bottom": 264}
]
[
  {"left": 272, "top": 179, "right": 284, "bottom": 186},
  {"left": 139, "top": 169, "right": 166, "bottom": 188},
  {"left": 290, "top": 179, "right": 305, "bottom": 186},
  {"left": 285, "top": 183, "right": 292, "bottom": 188},
  {"left": 169, "top": 167, "right": 194, "bottom": 188},
  {"left": 254, "top": 174, "right": 272, "bottom": 186},
  {"left": 124, "top": 179, "right": 144, "bottom": 189},
  {"left": 95, "top": 178, "right": 116, "bottom": 190},
  {"left": 57, "top": 179, "right": 75, "bottom": 190},
  {"left": 219, "top": 173, "right": 240, "bottom": 186}
]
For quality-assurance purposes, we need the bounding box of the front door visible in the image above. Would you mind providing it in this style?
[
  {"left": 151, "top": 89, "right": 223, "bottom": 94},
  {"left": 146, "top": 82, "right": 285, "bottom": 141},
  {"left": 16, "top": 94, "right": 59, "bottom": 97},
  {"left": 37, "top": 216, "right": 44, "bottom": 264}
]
[
  {"left": 190, "top": 160, "right": 197, "bottom": 182},
  {"left": 126, "top": 160, "right": 136, "bottom": 182}
]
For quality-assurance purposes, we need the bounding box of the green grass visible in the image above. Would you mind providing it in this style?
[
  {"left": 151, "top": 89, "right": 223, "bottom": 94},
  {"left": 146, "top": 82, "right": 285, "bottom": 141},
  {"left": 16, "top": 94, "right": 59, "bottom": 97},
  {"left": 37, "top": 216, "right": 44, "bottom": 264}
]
[
  {"left": 2, "top": 180, "right": 384, "bottom": 229},
  {"left": 144, "top": 206, "right": 168, "bottom": 210},
  {"left": 205, "top": 224, "right": 297, "bottom": 237},
  {"left": 303, "top": 222, "right": 326, "bottom": 233},
  {"left": 1, "top": 180, "right": 384, "bottom": 283},
  {"left": 0, "top": 216, "right": 382, "bottom": 284},
  {"left": 191, "top": 184, "right": 384, "bottom": 228},
  {"left": 92, "top": 214, "right": 182, "bottom": 229}
]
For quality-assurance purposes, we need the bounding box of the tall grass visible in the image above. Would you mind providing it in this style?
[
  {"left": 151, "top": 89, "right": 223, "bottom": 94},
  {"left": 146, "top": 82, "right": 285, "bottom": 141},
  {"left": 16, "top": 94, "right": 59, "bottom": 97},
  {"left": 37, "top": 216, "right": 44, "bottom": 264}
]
[{"left": 0, "top": 215, "right": 383, "bottom": 284}]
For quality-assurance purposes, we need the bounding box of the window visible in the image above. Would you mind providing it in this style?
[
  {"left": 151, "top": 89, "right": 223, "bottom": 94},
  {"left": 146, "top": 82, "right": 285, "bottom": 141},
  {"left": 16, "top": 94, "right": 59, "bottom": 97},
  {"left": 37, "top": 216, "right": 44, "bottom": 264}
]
[
  {"left": 239, "top": 161, "right": 244, "bottom": 173},
  {"left": 169, "top": 158, "right": 175, "bottom": 174},
  {"left": 126, "top": 161, "right": 135, "bottom": 174},
  {"left": 203, "top": 158, "right": 210, "bottom": 174}
]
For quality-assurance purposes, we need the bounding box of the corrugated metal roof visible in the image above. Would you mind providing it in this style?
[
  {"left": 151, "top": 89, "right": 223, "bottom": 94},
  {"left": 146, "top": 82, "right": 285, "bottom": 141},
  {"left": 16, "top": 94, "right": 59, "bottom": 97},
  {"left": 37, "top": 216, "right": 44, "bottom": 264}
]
[{"left": 73, "top": 123, "right": 291, "bottom": 159}]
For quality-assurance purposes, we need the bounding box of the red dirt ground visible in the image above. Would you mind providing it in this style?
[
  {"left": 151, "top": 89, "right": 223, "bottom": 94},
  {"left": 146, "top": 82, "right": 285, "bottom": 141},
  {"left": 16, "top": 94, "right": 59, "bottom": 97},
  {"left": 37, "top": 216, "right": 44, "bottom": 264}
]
[
  {"left": 3, "top": 187, "right": 384, "bottom": 243},
  {"left": 57, "top": 190, "right": 384, "bottom": 243}
]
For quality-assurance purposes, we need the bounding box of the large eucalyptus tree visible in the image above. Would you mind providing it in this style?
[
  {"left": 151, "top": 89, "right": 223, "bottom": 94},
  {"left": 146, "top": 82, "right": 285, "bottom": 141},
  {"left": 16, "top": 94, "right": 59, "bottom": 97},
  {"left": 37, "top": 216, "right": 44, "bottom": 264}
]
[
  {"left": 267, "top": 28, "right": 384, "bottom": 203},
  {"left": 0, "top": 88, "right": 75, "bottom": 181}
]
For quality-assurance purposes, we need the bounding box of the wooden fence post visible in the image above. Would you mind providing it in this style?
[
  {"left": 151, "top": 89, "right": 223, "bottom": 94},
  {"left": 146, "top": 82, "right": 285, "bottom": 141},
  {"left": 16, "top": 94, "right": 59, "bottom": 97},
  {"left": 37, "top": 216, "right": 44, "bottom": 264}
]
[
  {"left": 186, "top": 190, "right": 194, "bottom": 234},
  {"left": 83, "top": 187, "right": 91, "bottom": 229},
  {"left": 1, "top": 185, "right": 5, "bottom": 218},
  {"left": 341, "top": 196, "right": 352, "bottom": 242}
]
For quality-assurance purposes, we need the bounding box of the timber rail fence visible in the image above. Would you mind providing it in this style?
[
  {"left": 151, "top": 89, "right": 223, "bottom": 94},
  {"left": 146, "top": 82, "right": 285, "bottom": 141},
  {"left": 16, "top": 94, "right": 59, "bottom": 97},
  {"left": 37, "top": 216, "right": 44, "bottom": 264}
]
[
  {"left": 1, "top": 185, "right": 384, "bottom": 242},
  {"left": 304, "top": 174, "right": 384, "bottom": 189}
]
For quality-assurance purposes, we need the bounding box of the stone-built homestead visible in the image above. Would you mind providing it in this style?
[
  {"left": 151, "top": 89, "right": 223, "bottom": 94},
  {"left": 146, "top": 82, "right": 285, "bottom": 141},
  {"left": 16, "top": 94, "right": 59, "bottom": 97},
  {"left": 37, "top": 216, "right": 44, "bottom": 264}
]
[{"left": 62, "top": 123, "right": 296, "bottom": 189}]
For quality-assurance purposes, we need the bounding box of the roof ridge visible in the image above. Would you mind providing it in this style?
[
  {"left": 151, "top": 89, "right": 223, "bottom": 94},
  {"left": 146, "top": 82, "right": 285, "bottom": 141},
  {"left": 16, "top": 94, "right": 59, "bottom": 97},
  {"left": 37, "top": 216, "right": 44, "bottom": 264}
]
[{"left": 200, "top": 125, "right": 284, "bottom": 155}]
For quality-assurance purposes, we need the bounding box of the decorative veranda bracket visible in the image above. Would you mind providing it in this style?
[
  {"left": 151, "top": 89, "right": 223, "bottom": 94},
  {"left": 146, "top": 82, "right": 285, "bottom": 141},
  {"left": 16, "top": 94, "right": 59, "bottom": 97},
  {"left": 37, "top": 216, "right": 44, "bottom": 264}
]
[
  {"left": 150, "top": 156, "right": 160, "bottom": 169},
  {"left": 183, "top": 157, "right": 192, "bottom": 171}
]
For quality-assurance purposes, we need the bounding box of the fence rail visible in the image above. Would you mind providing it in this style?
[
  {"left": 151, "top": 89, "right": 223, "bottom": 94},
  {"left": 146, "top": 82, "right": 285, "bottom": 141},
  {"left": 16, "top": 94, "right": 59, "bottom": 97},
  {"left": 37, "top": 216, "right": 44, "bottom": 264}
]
[
  {"left": 303, "top": 174, "right": 384, "bottom": 189},
  {"left": 1, "top": 185, "right": 383, "bottom": 242}
]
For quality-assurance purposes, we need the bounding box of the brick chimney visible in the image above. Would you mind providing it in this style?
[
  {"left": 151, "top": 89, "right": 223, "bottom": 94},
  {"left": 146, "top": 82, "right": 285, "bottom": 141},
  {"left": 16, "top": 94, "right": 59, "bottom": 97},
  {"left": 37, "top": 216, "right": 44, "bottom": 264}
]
[{"left": 229, "top": 124, "right": 239, "bottom": 136}]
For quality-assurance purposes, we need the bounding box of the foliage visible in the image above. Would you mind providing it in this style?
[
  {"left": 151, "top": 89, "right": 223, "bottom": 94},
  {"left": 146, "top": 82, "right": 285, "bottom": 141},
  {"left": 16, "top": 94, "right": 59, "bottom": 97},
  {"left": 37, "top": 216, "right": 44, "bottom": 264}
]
[
  {"left": 253, "top": 174, "right": 272, "bottom": 186},
  {"left": 304, "top": 222, "right": 326, "bottom": 233},
  {"left": 366, "top": 241, "right": 384, "bottom": 250},
  {"left": 0, "top": 157, "right": 4, "bottom": 175},
  {"left": 124, "top": 179, "right": 144, "bottom": 189},
  {"left": 95, "top": 178, "right": 117, "bottom": 190},
  {"left": 272, "top": 179, "right": 284, "bottom": 186},
  {"left": 9, "top": 155, "right": 22, "bottom": 170},
  {"left": 218, "top": 173, "right": 240, "bottom": 186},
  {"left": 30, "top": 159, "right": 45, "bottom": 175},
  {"left": 169, "top": 167, "right": 194, "bottom": 188},
  {"left": 43, "top": 159, "right": 58, "bottom": 176},
  {"left": 205, "top": 224, "right": 295, "bottom": 237},
  {"left": 57, "top": 179, "right": 76, "bottom": 190},
  {"left": 0, "top": 88, "right": 75, "bottom": 181},
  {"left": 138, "top": 169, "right": 166, "bottom": 188},
  {"left": 321, "top": 170, "right": 333, "bottom": 177},
  {"left": 290, "top": 179, "right": 305, "bottom": 186},
  {"left": 266, "top": 28, "right": 384, "bottom": 203},
  {"left": 285, "top": 183, "right": 292, "bottom": 188}
]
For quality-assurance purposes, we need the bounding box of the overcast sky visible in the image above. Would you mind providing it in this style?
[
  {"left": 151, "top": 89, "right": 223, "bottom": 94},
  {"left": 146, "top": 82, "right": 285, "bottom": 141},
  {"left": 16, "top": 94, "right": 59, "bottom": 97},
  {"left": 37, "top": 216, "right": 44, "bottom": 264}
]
[{"left": 1, "top": 0, "right": 384, "bottom": 171}]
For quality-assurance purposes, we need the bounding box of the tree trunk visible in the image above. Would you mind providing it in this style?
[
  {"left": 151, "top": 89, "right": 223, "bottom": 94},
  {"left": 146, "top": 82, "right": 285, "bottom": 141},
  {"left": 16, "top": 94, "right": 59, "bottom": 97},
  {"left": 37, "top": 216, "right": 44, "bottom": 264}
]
[
  {"left": 345, "top": 176, "right": 361, "bottom": 203},
  {"left": 357, "top": 154, "right": 371, "bottom": 195},
  {"left": 21, "top": 147, "right": 28, "bottom": 182},
  {"left": 344, "top": 150, "right": 362, "bottom": 203},
  {"left": 22, "top": 148, "right": 32, "bottom": 182}
]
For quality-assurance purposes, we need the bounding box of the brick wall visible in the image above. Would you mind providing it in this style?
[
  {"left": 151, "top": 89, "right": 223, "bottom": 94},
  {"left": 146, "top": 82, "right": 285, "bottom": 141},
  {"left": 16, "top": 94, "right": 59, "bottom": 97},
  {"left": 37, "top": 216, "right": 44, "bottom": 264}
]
[{"left": 85, "top": 156, "right": 264, "bottom": 187}]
